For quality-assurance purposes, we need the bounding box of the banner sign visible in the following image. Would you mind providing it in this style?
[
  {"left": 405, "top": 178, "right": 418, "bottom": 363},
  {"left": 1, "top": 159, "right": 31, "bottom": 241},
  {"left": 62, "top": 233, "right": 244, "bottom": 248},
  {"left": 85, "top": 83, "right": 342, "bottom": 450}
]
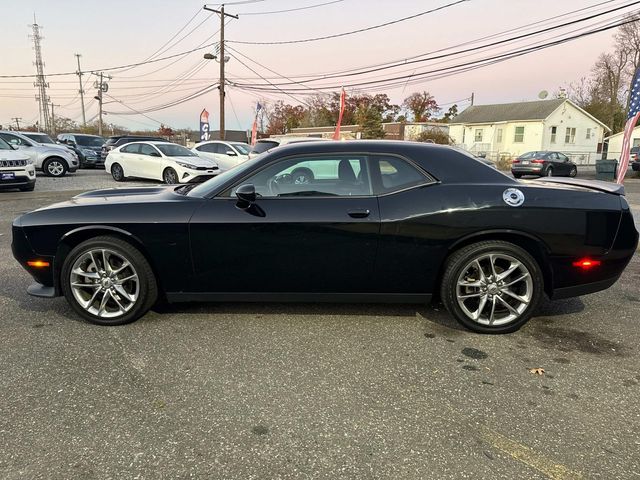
[{"left": 199, "top": 109, "right": 210, "bottom": 142}]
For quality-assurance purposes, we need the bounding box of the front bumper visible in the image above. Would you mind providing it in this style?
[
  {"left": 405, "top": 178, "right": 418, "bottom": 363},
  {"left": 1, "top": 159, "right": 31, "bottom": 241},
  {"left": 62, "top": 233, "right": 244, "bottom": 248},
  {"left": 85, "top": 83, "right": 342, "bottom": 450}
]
[
  {"left": 0, "top": 168, "right": 36, "bottom": 189},
  {"left": 178, "top": 167, "right": 220, "bottom": 183},
  {"left": 11, "top": 223, "right": 56, "bottom": 291}
]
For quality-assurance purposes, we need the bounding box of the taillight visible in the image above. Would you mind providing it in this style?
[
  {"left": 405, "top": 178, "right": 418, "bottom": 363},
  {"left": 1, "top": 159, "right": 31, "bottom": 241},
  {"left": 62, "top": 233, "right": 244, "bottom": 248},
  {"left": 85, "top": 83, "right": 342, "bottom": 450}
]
[
  {"left": 512, "top": 159, "right": 520, "bottom": 164},
  {"left": 572, "top": 258, "right": 601, "bottom": 270},
  {"left": 531, "top": 159, "right": 545, "bottom": 164}
]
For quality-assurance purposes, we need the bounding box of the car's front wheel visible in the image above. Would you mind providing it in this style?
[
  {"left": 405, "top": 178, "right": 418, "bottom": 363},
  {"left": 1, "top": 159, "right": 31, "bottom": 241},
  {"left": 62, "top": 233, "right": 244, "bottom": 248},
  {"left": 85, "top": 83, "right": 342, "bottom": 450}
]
[
  {"left": 61, "top": 236, "right": 157, "bottom": 326},
  {"left": 545, "top": 166, "right": 553, "bottom": 177},
  {"left": 440, "top": 241, "right": 543, "bottom": 333},
  {"left": 43, "top": 157, "right": 68, "bottom": 177},
  {"left": 569, "top": 166, "right": 577, "bottom": 177},
  {"left": 163, "top": 167, "right": 178, "bottom": 184}
]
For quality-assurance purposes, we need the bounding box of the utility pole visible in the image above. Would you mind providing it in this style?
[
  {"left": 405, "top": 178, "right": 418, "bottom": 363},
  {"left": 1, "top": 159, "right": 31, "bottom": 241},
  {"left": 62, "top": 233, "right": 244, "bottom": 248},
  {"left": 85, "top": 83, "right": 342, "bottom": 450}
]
[
  {"left": 11, "top": 117, "right": 22, "bottom": 130},
  {"left": 203, "top": 4, "right": 238, "bottom": 141},
  {"left": 93, "top": 72, "right": 111, "bottom": 136},
  {"left": 75, "top": 53, "right": 87, "bottom": 126},
  {"left": 49, "top": 102, "right": 60, "bottom": 136},
  {"left": 29, "top": 15, "right": 51, "bottom": 133},
  {"left": 470, "top": 92, "right": 475, "bottom": 106}
]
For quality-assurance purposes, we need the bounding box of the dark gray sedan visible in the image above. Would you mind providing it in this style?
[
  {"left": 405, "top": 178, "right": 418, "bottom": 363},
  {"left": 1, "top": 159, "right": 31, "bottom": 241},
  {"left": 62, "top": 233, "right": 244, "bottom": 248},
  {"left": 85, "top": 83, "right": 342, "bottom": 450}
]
[{"left": 511, "top": 151, "right": 577, "bottom": 178}]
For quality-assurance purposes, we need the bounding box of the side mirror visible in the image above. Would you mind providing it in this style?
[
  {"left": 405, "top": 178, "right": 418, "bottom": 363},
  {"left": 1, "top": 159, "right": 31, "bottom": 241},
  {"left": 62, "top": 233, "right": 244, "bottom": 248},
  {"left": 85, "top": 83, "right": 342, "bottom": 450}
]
[
  {"left": 236, "top": 184, "right": 256, "bottom": 209},
  {"left": 225, "top": 150, "right": 237, "bottom": 156},
  {"left": 149, "top": 151, "right": 161, "bottom": 157}
]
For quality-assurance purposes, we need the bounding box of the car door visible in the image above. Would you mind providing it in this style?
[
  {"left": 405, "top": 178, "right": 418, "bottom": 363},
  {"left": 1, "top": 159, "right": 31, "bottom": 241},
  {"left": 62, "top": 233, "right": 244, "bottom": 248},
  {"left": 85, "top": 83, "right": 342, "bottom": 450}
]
[
  {"left": 188, "top": 153, "right": 381, "bottom": 294},
  {"left": 214, "top": 142, "right": 239, "bottom": 171},
  {"left": 116, "top": 143, "right": 142, "bottom": 176},
  {"left": 138, "top": 143, "right": 164, "bottom": 180},
  {"left": 557, "top": 153, "right": 571, "bottom": 175},
  {"left": 194, "top": 142, "right": 218, "bottom": 163}
]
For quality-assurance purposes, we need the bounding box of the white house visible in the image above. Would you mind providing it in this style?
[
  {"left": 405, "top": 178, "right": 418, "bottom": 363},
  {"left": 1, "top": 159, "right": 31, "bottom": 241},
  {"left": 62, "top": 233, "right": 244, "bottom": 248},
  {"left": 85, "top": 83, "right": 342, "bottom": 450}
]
[
  {"left": 604, "top": 125, "right": 640, "bottom": 157},
  {"left": 449, "top": 99, "right": 609, "bottom": 162}
]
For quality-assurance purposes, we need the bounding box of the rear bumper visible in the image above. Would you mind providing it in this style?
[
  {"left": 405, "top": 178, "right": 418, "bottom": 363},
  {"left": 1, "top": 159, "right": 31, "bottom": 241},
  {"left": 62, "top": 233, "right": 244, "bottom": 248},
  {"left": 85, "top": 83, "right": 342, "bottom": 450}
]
[
  {"left": 511, "top": 166, "right": 543, "bottom": 175},
  {"left": 550, "top": 276, "right": 620, "bottom": 300}
]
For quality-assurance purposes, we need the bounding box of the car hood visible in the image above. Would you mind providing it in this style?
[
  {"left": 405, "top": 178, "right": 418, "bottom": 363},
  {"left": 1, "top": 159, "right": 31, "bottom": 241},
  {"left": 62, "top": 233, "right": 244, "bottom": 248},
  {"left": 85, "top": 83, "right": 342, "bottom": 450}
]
[
  {"left": 0, "top": 149, "right": 30, "bottom": 162},
  {"left": 170, "top": 155, "right": 217, "bottom": 167}
]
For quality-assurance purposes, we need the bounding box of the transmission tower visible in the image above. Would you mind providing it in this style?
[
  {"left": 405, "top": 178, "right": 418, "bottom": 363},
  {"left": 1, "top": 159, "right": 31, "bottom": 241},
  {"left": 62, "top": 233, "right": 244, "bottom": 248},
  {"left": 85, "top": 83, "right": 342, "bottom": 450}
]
[{"left": 29, "top": 15, "right": 51, "bottom": 133}]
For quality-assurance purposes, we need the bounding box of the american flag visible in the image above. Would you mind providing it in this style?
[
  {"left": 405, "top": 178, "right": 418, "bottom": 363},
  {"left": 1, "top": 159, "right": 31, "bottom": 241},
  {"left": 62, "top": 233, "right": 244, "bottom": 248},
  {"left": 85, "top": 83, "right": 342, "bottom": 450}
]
[
  {"left": 617, "top": 67, "right": 640, "bottom": 184},
  {"left": 250, "top": 102, "right": 262, "bottom": 146}
]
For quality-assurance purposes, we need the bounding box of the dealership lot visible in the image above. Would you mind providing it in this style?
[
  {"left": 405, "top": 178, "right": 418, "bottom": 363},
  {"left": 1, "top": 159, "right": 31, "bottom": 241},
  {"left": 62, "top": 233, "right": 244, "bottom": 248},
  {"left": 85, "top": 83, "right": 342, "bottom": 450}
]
[{"left": 1, "top": 171, "right": 639, "bottom": 479}]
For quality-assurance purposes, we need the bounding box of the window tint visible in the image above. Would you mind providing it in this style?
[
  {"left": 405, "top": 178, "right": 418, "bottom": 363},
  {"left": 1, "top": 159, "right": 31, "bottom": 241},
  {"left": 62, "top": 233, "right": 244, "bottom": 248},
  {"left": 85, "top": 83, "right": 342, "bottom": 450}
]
[
  {"left": 0, "top": 137, "right": 12, "bottom": 150},
  {"left": 251, "top": 141, "right": 279, "bottom": 154},
  {"left": 120, "top": 143, "right": 139, "bottom": 154},
  {"left": 373, "top": 156, "right": 427, "bottom": 194},
  {"left": 231, "top": 155, "right": 371, "bottom": 198},
  {"left": 139, "top": 144, "right": 159, "bottom": 156},
  {"left": 196, "top": 143, "right": 217, "bottom": 153}
]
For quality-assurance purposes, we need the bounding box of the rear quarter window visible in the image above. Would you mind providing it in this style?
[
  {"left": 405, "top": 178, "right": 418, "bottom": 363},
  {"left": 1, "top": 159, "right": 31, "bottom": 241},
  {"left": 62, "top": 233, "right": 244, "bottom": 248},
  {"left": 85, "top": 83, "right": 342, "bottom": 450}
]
[{"left": 373, "top": 156, "right": 430, "bottom": 194}]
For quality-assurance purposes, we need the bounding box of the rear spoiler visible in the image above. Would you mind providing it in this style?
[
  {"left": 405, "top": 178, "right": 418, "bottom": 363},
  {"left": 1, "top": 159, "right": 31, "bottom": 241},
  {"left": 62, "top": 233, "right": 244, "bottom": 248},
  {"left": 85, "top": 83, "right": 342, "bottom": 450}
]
[{"left": 537, "top": 177, "right": 625, "bottom": 195}]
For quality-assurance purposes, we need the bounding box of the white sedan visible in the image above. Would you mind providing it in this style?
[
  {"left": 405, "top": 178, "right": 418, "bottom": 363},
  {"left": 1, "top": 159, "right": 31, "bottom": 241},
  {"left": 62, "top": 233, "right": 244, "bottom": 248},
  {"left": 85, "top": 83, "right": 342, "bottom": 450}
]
[
  {"left": 192, "top": 140, "right": 250, "bottom": 172},
  {"left": 106, "top": 141, "right": 220, "bottom": 184}
]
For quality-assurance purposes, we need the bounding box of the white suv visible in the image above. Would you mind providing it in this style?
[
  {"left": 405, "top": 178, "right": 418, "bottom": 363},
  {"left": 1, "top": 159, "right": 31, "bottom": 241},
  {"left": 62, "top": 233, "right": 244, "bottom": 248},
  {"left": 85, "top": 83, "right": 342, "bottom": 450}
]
[
  {"left": 0, "top": 137, "right": 36, "bottom": 191},
  {"left": 0, "top": 131, "right": 78, "bottom": 177}
]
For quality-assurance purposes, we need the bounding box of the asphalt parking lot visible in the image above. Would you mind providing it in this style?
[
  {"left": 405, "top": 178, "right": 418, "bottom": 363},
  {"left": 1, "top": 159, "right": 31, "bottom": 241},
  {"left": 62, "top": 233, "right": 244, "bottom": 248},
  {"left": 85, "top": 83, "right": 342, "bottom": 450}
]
[{"left": 0, "top": 170, "right": 639, "bottom": 479}]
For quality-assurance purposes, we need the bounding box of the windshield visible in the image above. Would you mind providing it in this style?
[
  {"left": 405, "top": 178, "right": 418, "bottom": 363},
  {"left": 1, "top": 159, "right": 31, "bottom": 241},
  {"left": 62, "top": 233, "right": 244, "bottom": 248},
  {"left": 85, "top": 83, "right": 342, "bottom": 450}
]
[
  {"left": 24, "top": 133, "right": 55, "bottom": 144},
  {"left": 156, "top": 143, "right": 196, "bottom": 157},
  {"left": 76, "top": 135, "right": 105, "bottom": 147},
  {"left": 188, "top": 154, "right": 265, "bottom": 197},
  {"left": 251, "top": 141, "right": 278, "bottom": 154},
  {"left": 0, "top": 137, "right": 12, "bottom": 150},
  {"left": 232, "top": 143, "right": 250, "bottom": 155},
  {"left": 518, "top": 151, "right": 546, "bottom": 159}
]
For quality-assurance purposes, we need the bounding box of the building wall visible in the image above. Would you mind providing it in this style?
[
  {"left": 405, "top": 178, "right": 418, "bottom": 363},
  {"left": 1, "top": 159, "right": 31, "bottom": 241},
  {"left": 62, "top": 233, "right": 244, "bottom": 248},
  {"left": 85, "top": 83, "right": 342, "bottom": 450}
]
[
  {"left": 450, "top": 121, "right": 543, "bottom": 155},
  {"left": 541, "top": 102, "right": 604, "bottom": 153},
  {"left": 606, "top": 125, "right": 640, "bottom": 156}
]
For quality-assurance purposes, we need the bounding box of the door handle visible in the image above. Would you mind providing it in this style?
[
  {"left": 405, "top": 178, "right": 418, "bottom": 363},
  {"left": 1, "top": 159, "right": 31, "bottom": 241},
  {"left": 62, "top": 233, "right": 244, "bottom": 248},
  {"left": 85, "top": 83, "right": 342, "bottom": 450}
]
[{"left": 347, "top": 209, "right": 370, "bottom": 218}]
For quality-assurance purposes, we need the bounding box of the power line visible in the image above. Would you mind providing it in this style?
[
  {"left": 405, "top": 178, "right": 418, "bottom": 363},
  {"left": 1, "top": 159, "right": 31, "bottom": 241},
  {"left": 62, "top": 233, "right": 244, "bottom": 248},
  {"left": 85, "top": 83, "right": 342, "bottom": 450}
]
[
  {"left": 228, "top": 0, "right": 471, "bottom": 45},
  {"left": 238, "top": 0, "right": 344, "bottom": 15},
  {"left": 231, "top": 13, "right": 639, "bottom": 94},
  {"left": 233, "top": 1, "right": 640, "bottom": 87}
]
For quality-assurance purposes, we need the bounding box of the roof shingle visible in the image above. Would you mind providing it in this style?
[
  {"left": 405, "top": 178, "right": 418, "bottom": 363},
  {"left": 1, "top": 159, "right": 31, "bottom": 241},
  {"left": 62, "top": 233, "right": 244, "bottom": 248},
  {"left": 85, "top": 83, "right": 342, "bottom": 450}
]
[{"left": 451, "top": 99, "right": 565, "bottom": 124}]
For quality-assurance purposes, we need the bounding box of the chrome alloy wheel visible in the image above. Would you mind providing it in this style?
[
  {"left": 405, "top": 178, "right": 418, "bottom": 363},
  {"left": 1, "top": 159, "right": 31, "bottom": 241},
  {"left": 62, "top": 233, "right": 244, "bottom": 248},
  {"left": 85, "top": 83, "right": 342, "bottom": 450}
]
[
  {"left": 456, "top": 253, "right": 533, "bottom": 326},
  {"left": 47, "top": 160, "right": 65, "bottom": 176},
  {"left": 69, "top": 248, "right": 139, "bottom": 318}
]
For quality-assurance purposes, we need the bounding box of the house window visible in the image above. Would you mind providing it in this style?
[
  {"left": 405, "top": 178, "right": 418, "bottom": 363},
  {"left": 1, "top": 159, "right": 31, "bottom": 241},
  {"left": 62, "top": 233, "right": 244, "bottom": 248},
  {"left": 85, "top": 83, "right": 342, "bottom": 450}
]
[
  {"left": 496, "top": 128, "right": 503, "bottom": 143},
  {"left": 565, "top": 127, "right": 576, "bottom": 144},
  {"left": 474, "top": 129, "right": 483, "bottom": 142},
  {"left": 514, "top": 126, "right": 525, "bottom": 143},
  {"left": 550, "top": 126, "right": 557, "bottom": 143},
  {"left": 586, "top": 128, "right": 592, "bottom": 139}
]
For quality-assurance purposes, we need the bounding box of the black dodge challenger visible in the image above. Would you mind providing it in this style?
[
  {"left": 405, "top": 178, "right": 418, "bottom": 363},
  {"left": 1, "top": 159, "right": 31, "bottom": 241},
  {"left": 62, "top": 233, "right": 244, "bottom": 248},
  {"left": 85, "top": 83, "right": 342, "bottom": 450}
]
[{"left": 12, "top": 141, "right": 638, "bottom": 333}]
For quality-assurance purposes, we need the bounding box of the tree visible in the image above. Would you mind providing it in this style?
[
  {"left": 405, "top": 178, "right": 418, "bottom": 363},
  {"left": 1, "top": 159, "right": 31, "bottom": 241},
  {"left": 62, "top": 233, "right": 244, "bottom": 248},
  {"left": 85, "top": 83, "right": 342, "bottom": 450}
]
[
  {"left": 266, "top": 101, "right": 306, "bottom": 135},
  {"left": 158, "top": 124, "right": 174, "bottom": 137},
  {"left": 402, "top": 91, "right": 440, "bottom": 122},
  {"left": 356, "top": 105, "right": 385, "bottom": 139},
  {"left": 415, "top": 128, "right": 452, "bottom": 145}
]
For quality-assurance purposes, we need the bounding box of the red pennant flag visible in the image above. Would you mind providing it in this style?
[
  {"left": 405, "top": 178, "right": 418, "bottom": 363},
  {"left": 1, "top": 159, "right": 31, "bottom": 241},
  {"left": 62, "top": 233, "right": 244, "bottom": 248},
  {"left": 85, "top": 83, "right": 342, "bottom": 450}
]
[
  {"left": 333, "top": 88, "right": 346, "bottom": 140},
  {"left": 251, "top": 102, "right": 262, "bottom": 146}
]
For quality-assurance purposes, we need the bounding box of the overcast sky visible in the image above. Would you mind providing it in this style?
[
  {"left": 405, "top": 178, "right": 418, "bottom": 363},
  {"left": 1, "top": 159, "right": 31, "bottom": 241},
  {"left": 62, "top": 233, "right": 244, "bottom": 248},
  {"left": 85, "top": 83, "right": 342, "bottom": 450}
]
[{"left": 0, "top": 0, "right": 628, "bottom": 132}]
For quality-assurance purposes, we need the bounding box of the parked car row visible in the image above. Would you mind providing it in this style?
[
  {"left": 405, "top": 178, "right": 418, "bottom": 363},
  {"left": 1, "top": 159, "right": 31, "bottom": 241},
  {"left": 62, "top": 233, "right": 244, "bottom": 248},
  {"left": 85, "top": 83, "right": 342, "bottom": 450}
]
[{"left": 0, "top": 131, "right": 79, "bottom": 178}]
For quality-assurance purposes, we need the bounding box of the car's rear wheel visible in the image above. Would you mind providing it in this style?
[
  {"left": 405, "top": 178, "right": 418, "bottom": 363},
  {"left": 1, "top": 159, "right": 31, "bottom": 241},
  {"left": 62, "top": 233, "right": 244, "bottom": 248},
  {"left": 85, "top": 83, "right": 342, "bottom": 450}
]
[
  {"left": 111, "top": 163, "right": 126, "bottom": 182},
  {"left": 440, "top": 241, "right": 543, "bottom": 333},
  {"left": 545, "top": 166, "right": 553, "bottom": 177},
  {"left": 513, "top": 173, "right": 522, "bottom": 179},
  {"left": 61, "top": 236, "right": 157, "bottom": 326},
  {"left": 569, "top": 166, "right": 577, "bottom": 177},
  {"left": 163, "top": 167, "right": 178, "bottom": 184},
  {"left": 43, "top": 157, "right": 68, "bottom": 177}
]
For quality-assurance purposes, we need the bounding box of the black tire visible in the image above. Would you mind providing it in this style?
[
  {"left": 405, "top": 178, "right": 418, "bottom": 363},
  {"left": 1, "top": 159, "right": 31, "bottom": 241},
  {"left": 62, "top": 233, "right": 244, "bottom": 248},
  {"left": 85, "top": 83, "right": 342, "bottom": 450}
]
[
  {"left": 545, "top": 166, "right": 553, "bottom": 177},
  {"left": 163, "top": 167, "right": 178, "bottom": 184},
  {"left": 60, "top": 236, "right": 158, "bottom": 326},
  {"left": 291, "top": 167, "right": 314, "bottom": 184},
  {"left": 19, "top": 184, "right": 35, "bottom": 192},
  {"left": 43, "top": 157, "right": 68, "bottom": 177},
  {"left": 513, "top": 173, "right": 522, "bottom": 179},
  {"left": 111, "top": 163, "right": 126, "bottom": 182},
  {"left": 569, "top": 166, "right": 577, "bottom": 177},
  {"left": 440, "top": 241, "right": 544, "bottom": 334}
]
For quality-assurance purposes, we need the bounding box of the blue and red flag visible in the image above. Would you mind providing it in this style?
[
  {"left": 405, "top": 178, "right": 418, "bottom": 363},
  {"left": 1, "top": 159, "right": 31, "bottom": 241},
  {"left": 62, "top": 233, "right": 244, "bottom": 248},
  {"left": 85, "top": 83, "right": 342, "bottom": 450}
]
[{"left": 617, "top": 67, "right": 640, "bottom": 184}]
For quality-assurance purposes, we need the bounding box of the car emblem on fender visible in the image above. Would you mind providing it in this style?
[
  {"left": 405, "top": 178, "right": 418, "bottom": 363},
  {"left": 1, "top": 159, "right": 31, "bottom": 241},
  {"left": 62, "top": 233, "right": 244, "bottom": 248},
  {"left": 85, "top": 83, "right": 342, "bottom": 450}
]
[{"left": 503, "top": 188, "right": 525, "bottom": 207}]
